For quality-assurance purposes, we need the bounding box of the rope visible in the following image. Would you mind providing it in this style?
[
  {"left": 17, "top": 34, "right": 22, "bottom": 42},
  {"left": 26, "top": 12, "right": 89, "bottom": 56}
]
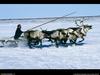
[{"left": 27, "top": 11, "right": 76, "bottom": 31}]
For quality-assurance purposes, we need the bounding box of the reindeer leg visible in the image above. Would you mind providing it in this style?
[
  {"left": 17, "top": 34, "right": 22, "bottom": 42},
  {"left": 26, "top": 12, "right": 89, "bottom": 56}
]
[
  {"left": 50, "top": 39, "right": 54, "bottom": 43},
  {"left": 28, "top": 39, "right": 32, "bottom": 49},
  {"left": 34, "top": 40, "right": 39, "bottom": 45},
  {"left": 40, "top": 39, "right": 42, "bottom": 49},
  {"left": 70, "top": 40, "right": 74, "bottom": 46},
  {"left": 69, "top": 38, "right": 76, "bottom": 46},
  {"left": 64, "top": 39, "right": 68, "bottom": 47},
  {"left": 54, "top": 38, "right": 59, "bottom": 48},
  {"left": 2, "top": 41, "right": 5, "bottom": 46},
  {"left": 79, "top": 37, "right": 84, "bottom": 43},
  {"left": 60, "top": 39, "right": 65, "bottom": 44},
  {"left": 26, "top": 33, "right": 33, "bottom": 49},
  {"left": 72, "top": 39, "right": 77, "bottom": 46},
  {"left": 49, "top": 38, "right": 54, "bottom": 43},
  {"left": 69, "top": 39, "right": 73, "bottom": 46}
]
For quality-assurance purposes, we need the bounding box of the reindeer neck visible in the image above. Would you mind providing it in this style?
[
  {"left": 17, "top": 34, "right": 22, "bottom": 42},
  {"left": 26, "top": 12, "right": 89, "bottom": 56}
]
[{"left": 81, "top": 27, "right": 87, "bottom": 36}]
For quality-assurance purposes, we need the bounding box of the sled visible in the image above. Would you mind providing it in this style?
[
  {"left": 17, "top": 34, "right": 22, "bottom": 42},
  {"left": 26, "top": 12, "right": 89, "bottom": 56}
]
[{"left": 0, "top": 36, "right": 26, "bottom": 47}]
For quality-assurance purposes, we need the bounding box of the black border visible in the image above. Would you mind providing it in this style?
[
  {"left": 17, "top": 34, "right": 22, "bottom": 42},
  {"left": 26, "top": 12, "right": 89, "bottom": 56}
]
[
  {"left": 0, "top": 0, "right": 100, "bottom": 4},
  {"left": 0, "top": 69, "right": 100, "bottom": 75}
]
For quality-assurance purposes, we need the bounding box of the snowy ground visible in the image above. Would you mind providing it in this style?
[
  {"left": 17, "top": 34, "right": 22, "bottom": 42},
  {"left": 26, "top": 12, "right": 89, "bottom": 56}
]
[{"left": 0, "top": 16, "right": 100, "bottom": 69}]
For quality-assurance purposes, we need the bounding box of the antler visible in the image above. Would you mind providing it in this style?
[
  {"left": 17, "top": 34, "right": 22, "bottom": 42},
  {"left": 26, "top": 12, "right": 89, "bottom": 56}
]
[
  {"left": 80, "top": 17, "right": 87, "bottom": 25},
  {"left": 75, "top": 17, "right": 87, "bottom": 26},
  {"left": 75, "top": 19, "right": 81, "bottom": 26},
  {"left": 80, "top": 20, "right": 84, "bottom": 25}
]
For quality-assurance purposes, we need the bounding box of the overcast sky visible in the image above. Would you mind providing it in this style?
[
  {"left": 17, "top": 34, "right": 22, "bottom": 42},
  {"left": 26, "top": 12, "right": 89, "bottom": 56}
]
[{"left": 0, "top": 4, "right": 100, "bottom": 19}]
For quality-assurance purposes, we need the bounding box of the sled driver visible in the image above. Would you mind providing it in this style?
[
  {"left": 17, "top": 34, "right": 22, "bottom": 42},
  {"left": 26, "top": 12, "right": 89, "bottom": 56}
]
[{"left": 14, "top": 24, "right": 23, "bottom": 40}]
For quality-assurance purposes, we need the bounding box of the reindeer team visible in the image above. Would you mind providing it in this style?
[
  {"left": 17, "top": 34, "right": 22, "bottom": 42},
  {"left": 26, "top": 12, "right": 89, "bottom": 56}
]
[{"left": 23, "top": 19, "right": 92, "bottom": 48}]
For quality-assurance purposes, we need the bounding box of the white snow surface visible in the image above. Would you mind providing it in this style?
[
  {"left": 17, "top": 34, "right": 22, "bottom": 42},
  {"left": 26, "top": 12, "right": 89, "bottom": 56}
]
[{"left": 0, "top": 16, "right": 100, "bottom": 69}]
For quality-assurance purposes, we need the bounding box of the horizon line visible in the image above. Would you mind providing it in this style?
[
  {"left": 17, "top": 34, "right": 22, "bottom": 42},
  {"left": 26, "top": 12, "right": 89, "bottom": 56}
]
[{"left": 0, "top": 15, "right": 100, "bottom": 20}]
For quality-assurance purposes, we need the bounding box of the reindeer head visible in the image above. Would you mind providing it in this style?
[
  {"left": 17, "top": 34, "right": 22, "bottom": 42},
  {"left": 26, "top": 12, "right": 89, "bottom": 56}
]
[
  {"left": 75, "top": 18, "right": 92, "bottom": 35},
  {"left": 75, "top": 18, "right": 92, "bottom": 29},
  {"left": 41, "top": 29, "right": 48, "bottom": 34},
  {"left": 81, "top": 24, "right": 92, "bottom": 30},
  {"left": 41, "top": 29, "right": 50, "bottom": 38}
]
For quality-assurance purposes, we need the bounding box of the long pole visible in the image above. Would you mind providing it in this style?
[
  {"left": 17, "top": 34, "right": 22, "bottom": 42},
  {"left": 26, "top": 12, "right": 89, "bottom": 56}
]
[
  {"left": 27, "top": 11, "right": 76, "bottom": 31},
  {"left": 8, "top": 11, "right": 76, "bottom": 39}
]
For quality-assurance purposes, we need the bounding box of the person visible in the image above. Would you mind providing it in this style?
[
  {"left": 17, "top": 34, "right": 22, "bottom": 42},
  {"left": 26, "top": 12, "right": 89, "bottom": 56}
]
[{"left": 14, "top": 24, "right": 23, "bottom": 40}]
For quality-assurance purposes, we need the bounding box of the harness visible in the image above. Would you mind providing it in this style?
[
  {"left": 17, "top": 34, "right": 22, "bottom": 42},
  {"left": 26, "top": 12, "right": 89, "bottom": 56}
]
[
  {"left": 72, "top": 28, "right": 85, "bottom": 38},
  {"left": 81, "top": 27, "right": 87, "bottom": 36}
]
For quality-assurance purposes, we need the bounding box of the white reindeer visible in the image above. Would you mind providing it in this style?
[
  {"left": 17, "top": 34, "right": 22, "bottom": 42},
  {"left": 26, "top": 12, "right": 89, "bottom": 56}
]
[{"left": 24, "top": 30, "right": 45, "bottom": 48}]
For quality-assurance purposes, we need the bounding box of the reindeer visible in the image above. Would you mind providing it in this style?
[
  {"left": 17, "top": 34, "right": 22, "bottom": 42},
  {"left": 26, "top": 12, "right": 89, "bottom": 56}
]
[
  {"left": 42, "top": 29, "right": 55, "bottom": 42},
  {"left": 75, "top": 19, "right": 92, "bottom": 42},
  {"left": 66, "top": 19, "right": 92, "bottom": 45},
  {"left": 42, "top": 29, "right": 68, "bottom": 47},
  {"left": 54, "top": 28, "right": 79, "bottom": 45},
  {"left": 59, "top": 18, "right": 92, "bottom": 46},
  {"left": 24, "top": 30, "right": 45, "bottom": 48}
]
